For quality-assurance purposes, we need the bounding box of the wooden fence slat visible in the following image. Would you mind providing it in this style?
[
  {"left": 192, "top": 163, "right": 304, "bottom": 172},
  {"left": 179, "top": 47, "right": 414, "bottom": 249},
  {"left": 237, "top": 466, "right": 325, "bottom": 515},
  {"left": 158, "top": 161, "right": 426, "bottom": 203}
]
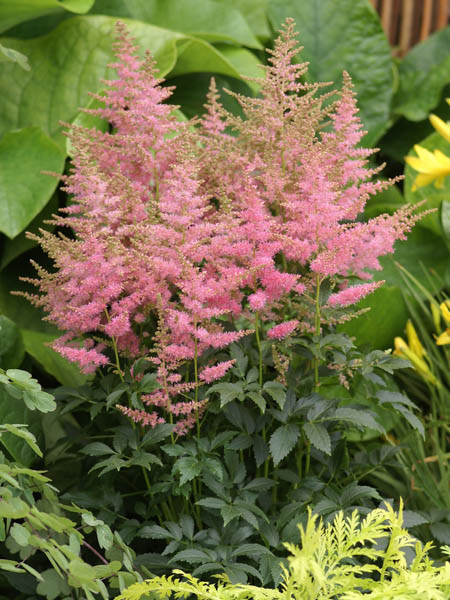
[{"left": 420, "top": 0, "right": 433, "bottom": 41}]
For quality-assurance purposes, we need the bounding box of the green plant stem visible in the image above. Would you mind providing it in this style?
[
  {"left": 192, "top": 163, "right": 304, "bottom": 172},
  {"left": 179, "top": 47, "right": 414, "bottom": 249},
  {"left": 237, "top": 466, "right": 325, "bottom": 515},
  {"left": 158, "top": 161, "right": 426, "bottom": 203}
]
[
  {"left": 262, "top": 426, "right": 269, "bottom": 478},
  {"left": 192, "top": 478, "right": 203, "bottom": 530},
  {"left": 194, "top": 335, "right": 201, "bottom": 438},
  {"left": 254, "top": 312, "right": 263, "bottom": 388},
  {"left": 313, "top": 273, "right": 321, "bottom": 391},
  {"left": 104, "top": 308, "right": 124, "bottom": 384},
  {"left": 305, "top": 440, "right": 311, "bottom": 475}
]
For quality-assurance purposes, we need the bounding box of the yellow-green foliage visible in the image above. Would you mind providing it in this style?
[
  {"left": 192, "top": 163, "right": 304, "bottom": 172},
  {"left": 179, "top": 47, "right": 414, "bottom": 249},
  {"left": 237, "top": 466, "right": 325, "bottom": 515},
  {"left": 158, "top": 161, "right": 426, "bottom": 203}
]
[{"left": 114, "top": 503, "right": 450, "bottom": 600}]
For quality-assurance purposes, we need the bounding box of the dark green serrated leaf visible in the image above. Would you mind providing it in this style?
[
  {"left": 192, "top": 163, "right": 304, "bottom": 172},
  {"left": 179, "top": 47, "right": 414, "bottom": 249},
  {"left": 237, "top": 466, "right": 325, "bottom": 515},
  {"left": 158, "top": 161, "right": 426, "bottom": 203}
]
[
  {"left": 333, "top": 407, "right": 384, "bottom": 433},
  {"left": 303, "top": 422, "right": 331, "bottom": 455},
  {"left": 81, "top": 442, "right": 116, "bottom": 456},
  {"left": 269, "top": 424, "right": 300, "bottom": 466},
  {"left": 173, "top": 456, "right": 201, "bottom": 486},
  {"left": 392, "top": 403, "right": 425, "bottom": 438},
  {"left": 263, "top": 381, "right": 286, "bottom": 409}
]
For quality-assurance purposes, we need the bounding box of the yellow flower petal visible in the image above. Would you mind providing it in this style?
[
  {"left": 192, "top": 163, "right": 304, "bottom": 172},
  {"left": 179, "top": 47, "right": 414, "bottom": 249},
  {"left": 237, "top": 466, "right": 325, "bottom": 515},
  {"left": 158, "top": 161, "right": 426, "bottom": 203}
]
[
  {"left": 436, "top": 329, "right": 450, "bottom": 346},
  {"left": 431, "top": 302, "right": 441, "bottom": 334},
  {"left": 394, "top": 336, "right": 437, "bottom": 385},
  {"left": 411, "top": 173, "right": 438, "bottom": 190},
  {"left": 430, "top": 114, "right": 450, "bottom": 144},
  {"left": 406, "top": 320, "right": 426, "bottom": 359},
  {"left": 440, "top": 300, "right": 450, "bottom": 324}
]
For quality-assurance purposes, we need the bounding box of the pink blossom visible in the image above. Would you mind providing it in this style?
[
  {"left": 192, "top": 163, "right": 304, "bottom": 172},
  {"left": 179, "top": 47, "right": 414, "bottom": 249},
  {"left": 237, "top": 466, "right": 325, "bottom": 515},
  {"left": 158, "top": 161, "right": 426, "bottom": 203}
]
[
  {"left": 199, "top": 360, "right": 236, "bottom": 383},
  {"left": 328, "top": 282, "right": 383, "bottom": 307},
  {"left": 267, "top": 320, "right": 299, "bottom": 340},
  {"left": 23, "top": 20, "right": 421, "bottom": 435},
  {"left": 248, "top": 291, "right": 268, "bottom": 311}
]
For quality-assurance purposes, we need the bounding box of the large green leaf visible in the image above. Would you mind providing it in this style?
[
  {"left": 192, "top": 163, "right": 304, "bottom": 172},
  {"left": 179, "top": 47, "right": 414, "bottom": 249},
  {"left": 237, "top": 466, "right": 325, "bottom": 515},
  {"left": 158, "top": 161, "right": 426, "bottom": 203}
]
[
  {"left": 0, "top": 315, "right": 25, "bottom": 369},
  {"left": 1, "top": 194, "right": 58, "bottom": 271},
  {"left": 267, "top": 0, "right": 393, "bottom": 145},
  {"left": 378, "top": 87, "right": 450, "bottom": 162},
  {"left": 0, "top": 0, "right": 95, "bottom": 33},
  {"left": 393, "top": 26, "right": 450, "bottom": 121},
  {"left": 91, "top": 0, "right": 262, "bottom": 48},
  {"left": 0, "top": 16, "right": 260, "bottom": 148},
  {"left": 404, "top": 130, "right": 450, "bottom": 239},
  {"left": 21, "top": 330, "right": 86, "bottom": 387},
  {"left": 0, "top": 43, "right": 29, "bottom": 69},
  {"left": 0, "top": 260, "right": 58, "bottom": 334},
  {"left": 340, "top": 225, "right": 449, "bottom": 349},
  {"left": 216, "top": 0, "right": 270, "bottom": 42},
  {"left": 0, "top": 127, "right": 65, "bottom": 239}
]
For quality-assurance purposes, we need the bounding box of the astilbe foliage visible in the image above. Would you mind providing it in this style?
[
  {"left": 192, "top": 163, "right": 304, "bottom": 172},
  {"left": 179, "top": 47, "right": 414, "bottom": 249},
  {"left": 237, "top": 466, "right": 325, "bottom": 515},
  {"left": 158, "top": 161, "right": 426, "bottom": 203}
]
[{"left": 23, "top": 20, "right": 422, "bottom": 434}]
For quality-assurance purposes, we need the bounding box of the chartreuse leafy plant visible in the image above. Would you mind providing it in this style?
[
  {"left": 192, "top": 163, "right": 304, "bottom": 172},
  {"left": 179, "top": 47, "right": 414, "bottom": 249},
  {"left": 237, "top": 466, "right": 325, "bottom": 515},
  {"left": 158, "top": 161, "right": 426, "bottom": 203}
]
[
  {"left": 0, "top": 369, "right": 142, "bottom": 600},
  {"left": 114, "top": 503, "right": 450, "bottom": 600}
]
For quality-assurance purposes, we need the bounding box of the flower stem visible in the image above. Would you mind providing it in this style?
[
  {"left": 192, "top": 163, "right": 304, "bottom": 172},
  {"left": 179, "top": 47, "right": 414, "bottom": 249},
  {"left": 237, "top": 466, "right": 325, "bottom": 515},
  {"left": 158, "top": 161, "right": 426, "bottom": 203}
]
[
  {"left": 194, "top": 335, "right": 201, "bottom": 438},
  {"left": 313, "top": 273, "right": 321, "bottom": 391},
  {"left": 254, "top": 312, "right": 263, "bottom": 388},
  {"left": 104, "top": 309, "right": 124, "bottom": 384}
]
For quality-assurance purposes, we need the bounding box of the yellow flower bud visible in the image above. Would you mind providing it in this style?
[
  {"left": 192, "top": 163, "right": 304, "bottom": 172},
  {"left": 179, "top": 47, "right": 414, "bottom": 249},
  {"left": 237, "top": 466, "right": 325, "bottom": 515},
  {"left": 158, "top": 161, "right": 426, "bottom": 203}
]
[
  {"left": 405, "top": 320, "right": 425, "bottom": 359},
  {"left": 394, "top": 336, "right": 438, "bottom": 386},
  {"left": 430, "top": 302, "right": 441, "bottom": 334}
]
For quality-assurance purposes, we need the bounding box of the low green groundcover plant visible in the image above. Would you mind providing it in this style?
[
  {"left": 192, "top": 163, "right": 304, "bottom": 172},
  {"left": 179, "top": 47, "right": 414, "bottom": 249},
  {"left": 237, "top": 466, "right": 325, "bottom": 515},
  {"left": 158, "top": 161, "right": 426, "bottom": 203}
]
[{"left": 115, "top": 503, "right": 450, "bottom": 600}]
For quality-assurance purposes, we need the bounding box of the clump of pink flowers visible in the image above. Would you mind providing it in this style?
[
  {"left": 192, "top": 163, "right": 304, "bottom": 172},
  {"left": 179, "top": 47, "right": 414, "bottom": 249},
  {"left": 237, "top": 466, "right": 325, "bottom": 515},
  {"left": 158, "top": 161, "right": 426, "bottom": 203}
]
[{"left": 23, "top": 20, "right": 422, "bottom": 434}]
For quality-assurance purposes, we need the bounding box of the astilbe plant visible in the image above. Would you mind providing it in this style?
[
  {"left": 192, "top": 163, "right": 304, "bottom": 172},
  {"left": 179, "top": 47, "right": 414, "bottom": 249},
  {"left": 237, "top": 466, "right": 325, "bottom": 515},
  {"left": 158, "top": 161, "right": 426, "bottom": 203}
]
[{"left": 22, "top": 20, "right": 423, "bottom": 434}]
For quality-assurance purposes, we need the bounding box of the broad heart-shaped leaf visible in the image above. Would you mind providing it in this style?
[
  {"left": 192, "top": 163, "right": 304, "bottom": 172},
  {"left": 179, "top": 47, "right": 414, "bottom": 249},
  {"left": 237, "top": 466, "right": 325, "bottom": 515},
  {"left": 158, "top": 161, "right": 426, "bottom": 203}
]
[
  {"left": 215, "top": 0, "right": 271, "bottom": 42},
  {"left": 393, "top": 26, "right": 450, "bottom": 121},
  {"left": 269, "top": 423, "right": 299, "bottom": 466},
  {"left": 0, "top": 43, "right": 29, "bottom": 70},
  {"left": 267, "top": 0, "right": 393, "bottom": 146},
  {"left": 404, "top": 131, "right": 450, "bottom": 239},
  {"left": 0, "top": 315, "right": 25, "bottom": 369},
  {"left": 0, "top": 16, "right": 261, "bottom": 148},
  {"left": 0, "top": 0, "right": 95, "bottom": 33},
  {"left": 340, "top": 224, "right": 449, "bottom": 349},
  {"left": 1, "top": 194, "right": 58, "bottom": 270},
  {"left": 21, "top": 330, "right": 86, "bottom": 387},
  {"left": 339, "top": 285, "right": 407, "bottom": 349},
  {"left": 0, "top": 127, "right": 65, "bottom": 239},
  {"left": 91, "top": 0, "right": 262, "bottom": 48}
]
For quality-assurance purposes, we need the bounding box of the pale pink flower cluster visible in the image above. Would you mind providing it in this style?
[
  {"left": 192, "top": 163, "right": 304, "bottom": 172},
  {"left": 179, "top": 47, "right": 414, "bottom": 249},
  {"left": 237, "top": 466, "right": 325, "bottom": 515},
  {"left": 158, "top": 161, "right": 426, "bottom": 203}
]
[
  {"left": 267, "top": 320, "right": 299, "bottom": 340},
  {"left": 24, "top": 21, "right": 421, "bottom": 433}
]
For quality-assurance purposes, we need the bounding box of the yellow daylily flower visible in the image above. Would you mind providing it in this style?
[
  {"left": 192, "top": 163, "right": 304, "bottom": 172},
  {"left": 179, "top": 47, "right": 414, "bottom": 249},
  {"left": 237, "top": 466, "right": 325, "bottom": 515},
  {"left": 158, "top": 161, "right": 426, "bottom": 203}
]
[
  {"left": 405, "top": 144, "right": 450, "bottom": 191},
  {"left": 406, "top": 99, "right": 450, "bottom": 191},
  {"left": 393, "top": 334, "right": 438, "bottom": 386},
  {"left": 429, "top": 113, "right": 450, "bottom": 144},
  {"left": 435, "top": 301, "right": 450, "bottom": 346},
  {"left": 440, "top": 300, "right": 450, "bottom": 324},
  {"left": 430, "top": 301, "right": 442, "bottom": 334},
  {"left": 405, "top": 320, "right": 426, "bottom": 359},
  {"left": 436, "top": 330, "right": 450, "bottom": 346}
]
